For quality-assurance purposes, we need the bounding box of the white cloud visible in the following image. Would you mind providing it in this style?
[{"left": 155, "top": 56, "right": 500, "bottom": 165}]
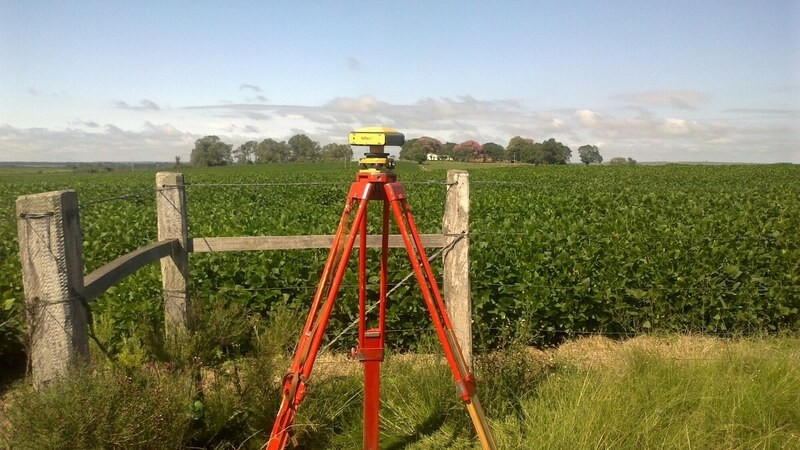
[
  {"left": 0, "top": 122, "right": 197, "bottom": 162},
  {"left": 326, "top": 95, "right": 387, "bottom": 113},
  {"left": 113, "top": 99, "right": 161, "bottom": 111},
  {"left": 239, "top": 83, "right": 262, "bottom": 92},
  {"left": 616, "top": 90, "right": 709, "bottom": 110},
  {"left": 1, "top": 94, "right": 798, "bottom": 163},
  {"left": 575, "top": 109, "right": 604, "bottom": 127},
  {"left": 724, "top": 108, "right": 800, "bottom": 118}
]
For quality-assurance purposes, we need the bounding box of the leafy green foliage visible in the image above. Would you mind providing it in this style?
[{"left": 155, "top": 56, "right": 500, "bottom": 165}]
[
  {"left": 287, "top": 133, "right": 321, "bottom": 161},
  {"left": 320, "top": 143, "right": 353, "bottom": 161},
  {"left": 504, "top": 136, "right": 571, "bottom": 164},
  {"left": 400, "top": 137, "right": 443, "bottom": 161},
  {"left": 190, "top": 135, "right": 233, "bottom": 167},
  {"left": 578, "top": 144, "right": 603, "bottom": 164},
  {"left": 233, "top": 140, "right": 257, "bottom": 164},
  {"left": 255, "top": 138, "right": 290, "bottom": 163},
  {"left": 482, "top": 142, "right": 506, "bottom": 162},
  {"left": 0, "top": 163, "right": 798, "bottom": 360},
  {"left": 469, "top": 164, "right": 800, "bottom": 347}
]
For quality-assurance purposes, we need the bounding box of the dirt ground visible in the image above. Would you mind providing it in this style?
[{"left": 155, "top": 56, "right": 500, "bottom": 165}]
[{"left": 305, "top": 333, "right": 800, "bottom": 379}]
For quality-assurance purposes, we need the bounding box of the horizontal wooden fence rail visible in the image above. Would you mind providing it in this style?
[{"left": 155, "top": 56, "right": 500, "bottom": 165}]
[
  {"left": 84, "top": 239, "right": 181, "bottom": 301},
  {"left": 82, "top": 234, "right": 447, "bottom": 303},
  {"left": 16, "top": 170, "right": 472, "bottom": 389}
]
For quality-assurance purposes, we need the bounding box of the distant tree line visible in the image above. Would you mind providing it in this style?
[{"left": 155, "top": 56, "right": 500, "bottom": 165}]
[
  {"left": 190, "top": 133, "right": 616, "bottom": 168},
  {"left": 608, "top": 156, "right": 638, "bottom": 165},
  {"left": 190, "top": 134, "right": 353, "bottom": 167},
  {"left": 399, "top": 136, "right": 608, "bottom": 165}
]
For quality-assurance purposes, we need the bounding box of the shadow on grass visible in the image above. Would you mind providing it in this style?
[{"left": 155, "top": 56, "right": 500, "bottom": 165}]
[{"left": 384, "top": 410, "right": 450, "bottom": 450}]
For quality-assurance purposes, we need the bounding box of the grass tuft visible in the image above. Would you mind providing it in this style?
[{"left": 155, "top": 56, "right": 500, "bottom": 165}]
[
  {"left": 1, "top": 364, "right": 191, "bottom": 449},
  {"left": 3, "top": 333, "right": 799, "bottom": 449},
  {"left": 492, "top": 335, "right": 800, "bottom": 449}
]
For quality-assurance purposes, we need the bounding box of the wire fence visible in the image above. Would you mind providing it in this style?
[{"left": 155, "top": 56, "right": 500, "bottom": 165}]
[
  {"left": 6, "top": 175, "right": 799, "bottom": 378},
  {"left": 207, "top": 281, "right": 800, "bottom": 295},
  {"left": 78, "top": 188, "right": 171, "bottom": 209}
]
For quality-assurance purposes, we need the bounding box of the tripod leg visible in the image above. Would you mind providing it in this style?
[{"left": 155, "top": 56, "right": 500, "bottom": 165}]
[
  {"left": 357, "top": 199, "right": 391, "bottom": 449},
  {"left": 355, "top": 199, "right": 381, "bottom": 449},
  {"left": 268, "top": 189, "right": 372, "bottom": 450},
  {"left": 385, "top": 186, "right": 497, "bottom": 450},
  {"left": 379, "top": 200, "right": 389, "bottom": 334}
]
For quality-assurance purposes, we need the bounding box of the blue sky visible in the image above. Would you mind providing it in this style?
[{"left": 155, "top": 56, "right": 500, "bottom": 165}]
[{"left": 1, "top": 1, "right": 798, "bottom": 162}]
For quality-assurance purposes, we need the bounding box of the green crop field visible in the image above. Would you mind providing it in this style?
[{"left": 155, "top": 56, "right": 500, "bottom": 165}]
[{"left": 1, "top": 162, "right": 799, "bottom": 359}]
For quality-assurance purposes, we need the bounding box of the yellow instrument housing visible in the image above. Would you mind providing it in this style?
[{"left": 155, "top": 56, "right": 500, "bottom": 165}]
[{"left": 349, "top": 127, "right": 405, "bottom": 147}]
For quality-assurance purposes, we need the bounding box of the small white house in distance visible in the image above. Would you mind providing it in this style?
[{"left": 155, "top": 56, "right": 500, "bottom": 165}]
[{"left": 427, "top": 154, "right": 453, "bottom": 161}]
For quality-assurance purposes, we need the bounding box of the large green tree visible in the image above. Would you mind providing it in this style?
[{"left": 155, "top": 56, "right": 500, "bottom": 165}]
[
  {"left": 190, "top": 135, "right": 232, "bottom": 167},
  {"left": 608, "top": 156, "right": 637, "bottom": 165},
  {"left": 507, "top": 136, "right": 544, "bottom": 164},
  {"left": 507, "top": 136, "right": 530, "bottom": 162},
  {"left": 482, "top": 142, "right": 505, "bottom": 162},
  {"left": 578, "top": 145, "right": 603, "bottom": 165},
  {"left": 255, "top": 139, "right": 290, "bottom": 163},
  {"left": 399, "top": 136, "right": 443, "bottom": 161},
  {"left": 608, "top": 156, "right": 627, "bottom": 165},
  {"left": 320, "top": 143, "right": 353, "bottom": 161},
  {"left": 541, "top": 138, "right": 571, "bottom": 164},
  {"left": 233, "top": 140, "right": 257, "bottom": 164},
  {"left": 288, "top": 134, "right": 320, "bottom": 161}
]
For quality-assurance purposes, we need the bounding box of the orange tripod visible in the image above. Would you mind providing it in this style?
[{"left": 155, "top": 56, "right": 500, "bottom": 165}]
[{"left": 266, "top": 128, "right": 496, "bottom": 450}]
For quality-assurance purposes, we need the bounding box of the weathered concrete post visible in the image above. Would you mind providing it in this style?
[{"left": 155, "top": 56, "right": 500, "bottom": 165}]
[
  {"left": 443, "top": 170, "right": 472, "bottom": 368},
  {"left": 16, "top": 190, "right": 89, "bottom": 389},
  {"left": 156, "top": 172, "right": 190, "bottom": 338}
]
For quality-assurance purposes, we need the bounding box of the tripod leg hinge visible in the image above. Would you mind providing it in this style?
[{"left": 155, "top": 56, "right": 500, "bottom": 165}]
[
  {"left": 455, "top": 374, "right": 477, "bottom": 402},
  {"left": 281, "top": 371, "right": 309, "bottom": 408}
]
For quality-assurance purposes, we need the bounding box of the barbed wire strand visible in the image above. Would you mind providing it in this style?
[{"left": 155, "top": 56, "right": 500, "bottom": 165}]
[
  {"left": 165, "top": 180, "right": 452, "bottom": 188},
  {"left": 78, "top": 188, "right": 171, "bottom": 209},
  {"left": 209, "top": 281, "right": 800, "bottom": 295},
  {"left": 318, "top": 233, "right": 465, "bottom": 354}
]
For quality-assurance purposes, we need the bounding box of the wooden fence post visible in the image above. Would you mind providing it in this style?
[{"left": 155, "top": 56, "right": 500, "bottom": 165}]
[
  {"left": 156, "top": 172, "right": 190, "bottom": 338},
  {"left": 443, "top": 170, "right": 472, "bottom": 368},
  {"left": 16, "top": 190, "right": 88, "bottom": 389}
]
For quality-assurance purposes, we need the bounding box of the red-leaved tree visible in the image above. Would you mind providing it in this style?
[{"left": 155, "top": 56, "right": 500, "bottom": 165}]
[{"left": 452, "top": 140, "right": 484, "bottom": 162}]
